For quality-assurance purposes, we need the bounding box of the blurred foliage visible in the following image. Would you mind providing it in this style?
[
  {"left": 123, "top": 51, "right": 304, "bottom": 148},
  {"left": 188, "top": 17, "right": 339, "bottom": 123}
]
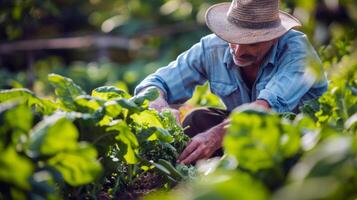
[{"left": 0, "top": 0, "right": 217, "bottom": 40}]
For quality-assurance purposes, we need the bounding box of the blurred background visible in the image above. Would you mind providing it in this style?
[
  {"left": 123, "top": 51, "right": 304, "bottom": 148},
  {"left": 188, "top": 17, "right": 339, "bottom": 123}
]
[{"left": 0, "top": 0, "right": 356, "bottom": 96}]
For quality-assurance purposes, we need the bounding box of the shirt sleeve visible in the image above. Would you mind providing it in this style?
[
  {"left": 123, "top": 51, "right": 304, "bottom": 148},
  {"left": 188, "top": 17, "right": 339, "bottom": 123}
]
[
  {"left": 134, "top": 38, "right": 208, "bottom": 104},
  {"left": 257, "top": 35, "right": 324, "bottom": 112}
]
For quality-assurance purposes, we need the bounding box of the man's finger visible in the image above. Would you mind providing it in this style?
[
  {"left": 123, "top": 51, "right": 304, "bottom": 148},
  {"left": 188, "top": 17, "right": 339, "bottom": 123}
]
[
  {"left": 180, "top": 146, "right": 204, "bottom": 164},
  {"left": 177, "top": 140, "right": 199, "bottom": 162}
]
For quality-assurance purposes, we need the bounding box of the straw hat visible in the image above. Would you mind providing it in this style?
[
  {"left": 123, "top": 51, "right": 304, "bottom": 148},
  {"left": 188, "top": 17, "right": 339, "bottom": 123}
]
[{"left": 205, "top": 0, "right": 301, "bottom": 44}]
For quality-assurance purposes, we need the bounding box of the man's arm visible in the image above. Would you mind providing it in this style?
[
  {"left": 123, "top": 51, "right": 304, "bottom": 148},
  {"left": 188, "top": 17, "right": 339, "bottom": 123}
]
[
  {"left": 134, "top": 38, "right": 208, "bottom": 105},
  {"left": 177, "top": 99, "right": 270, "bottom": 164},
  {"left": 257, "top": 34, "right": 327, "bottom": 112}
]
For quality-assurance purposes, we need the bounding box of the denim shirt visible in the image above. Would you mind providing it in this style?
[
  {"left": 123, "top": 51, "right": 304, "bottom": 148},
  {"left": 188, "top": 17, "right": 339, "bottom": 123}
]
[{"left": 134, "top": 29, "right": 328, "bottom": 112}]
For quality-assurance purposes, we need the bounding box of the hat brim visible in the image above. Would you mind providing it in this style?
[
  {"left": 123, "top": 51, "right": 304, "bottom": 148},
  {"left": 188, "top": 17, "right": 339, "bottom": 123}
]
[{"left": 205, "top": 3, "right": 302, "bottom": 44}]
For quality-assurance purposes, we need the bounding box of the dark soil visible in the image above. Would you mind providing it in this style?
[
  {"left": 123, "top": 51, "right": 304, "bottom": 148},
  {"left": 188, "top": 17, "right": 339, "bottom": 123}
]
[{"left": 116, "top": 171, "right": 165, "bottom": 200}]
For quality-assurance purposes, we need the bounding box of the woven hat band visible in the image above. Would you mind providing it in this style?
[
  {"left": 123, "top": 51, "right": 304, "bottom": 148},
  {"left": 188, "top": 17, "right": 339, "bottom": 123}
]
[
  {"left": 227, "top": 0, "right": 280, "bottom": 23},
  {"left": 227, "top": 15, "right": 281, "bottom": 29}
]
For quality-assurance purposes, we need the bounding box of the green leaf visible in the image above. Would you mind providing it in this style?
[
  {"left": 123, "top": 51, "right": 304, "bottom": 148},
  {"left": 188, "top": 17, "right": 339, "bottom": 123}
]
[
  {"left": 91, "top": 86, "right": 129, "bottom": 100},
  {"left": 48, "top": 143, "right": 102, "bottom": 186},
  {"left": 299, "top": 98, "right": 320, "bottom": 121},
  {"left": 39, "top": 98, "right": 59, "bottom": 115},
  {"left": 186, "top": 83, "right": 225, "bottom": 108},
  {"left": 0, "top": 88, "right": 57, "bottom": 115},
  {"left": 151, "top": 161, "right": 171, "bottom": 175},
  {"left": 160, "top": 110, "right": 179, "bottom": 128},
  {"left": 116, "top": 98, "right": 142, "bottom": 113},
  {"left": 233, "top": 104, "right": 270, "bottom": 115},
  {"left": 27, "top": 114, "right": 79, "bottom": 157},
  {"left": 74, "top": 95, "right": 104, "bottom": 113},
  {"left": 4, "top": 104, "right": 33, "bottom": 133},
  {"left": 107, "top": 120, "right": 139, "bottom": 164},
  {"left": 224, "top": 112, "right": 281, "bottom": 172},
  {"left": 3, "top": 104, "right": 33, "bottom": 147},
  {"left": 131, "top": 110, "right": 163, "bottom": 128},
  {"left": 98, "top": 115, "right": 113, "bottom": 126},
  {"left": 104, "top": 100, "right": 122, "bottom": 118},
  {"left": 158, "top": 159, "right": 183, "bottom": 181},
  {"left": 154, "top": 127, "right": 174, "bottom": 143},
  {"left": 0, "top": 88, "right": 38, "bottom": 103},
  {"left": 136, "top": 127, "right": 157, "bottom": 142},
  {"left": 131, "top": 110, "right": 174, "bottom": 142},
  {"left": 195, "top": 170, "right": 269, "bottom": 200},
  {"left": 0, "top": 146, "right": 34, "bottom": 190},
  {"left": 48, "top": 73, "right": 86, "bottom": 110},
  {"left": 131, "top": 87, "right": 159, "bottom": 106}
]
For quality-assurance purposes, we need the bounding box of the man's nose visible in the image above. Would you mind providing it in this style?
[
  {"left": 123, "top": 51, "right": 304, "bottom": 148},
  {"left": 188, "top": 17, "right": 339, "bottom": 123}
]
[{"left": 230, "top": 43, "right": 246, "bottom": 55}]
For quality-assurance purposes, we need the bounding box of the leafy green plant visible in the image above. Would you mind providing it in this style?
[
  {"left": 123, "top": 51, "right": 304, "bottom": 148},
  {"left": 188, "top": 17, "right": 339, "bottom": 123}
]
[{"left": 0, "top": 73, "right": 191, "bottom": 199}]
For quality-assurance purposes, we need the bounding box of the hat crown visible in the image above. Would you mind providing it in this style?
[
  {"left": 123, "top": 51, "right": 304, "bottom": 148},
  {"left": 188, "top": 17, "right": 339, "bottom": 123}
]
[{"left": 227, "top": 0, "right": 280, "bottom": 28}]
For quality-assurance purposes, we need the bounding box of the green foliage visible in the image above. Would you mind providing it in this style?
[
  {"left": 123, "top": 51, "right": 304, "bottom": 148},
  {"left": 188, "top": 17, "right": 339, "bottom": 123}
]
[
  {"left": 225, "top": 108, "right": 301, "bottom": 173},
  {"left": 92, "top": 86, "right": 130, "bottom": 100},
  {"left": 314, "top": 55, "right": 357, "bottom": 134},
  {"left": 107, "top": 120, "right": 140, "bottom": 164},
  {"left": 48, "top": 143, "right": 102, "bottom": 187},
  {"left": 0, "top": 73, "right": 190, "bottom": 199},
  {"left": 187, "top": 83, "right": 225, "bottom": 109},
  {"left": 0, "top": 146, "right": 34, "bottom": 190},
  {"left": 131, "top": 87, "right": 160, "bottom": 106},
  {"left": 48, "top": 73, "right": 86, "bottom": 110},
  {"left": 0, "top": 102, "right": 102, "bottom": 199},
  {"left": 0, "top": 88, "right": 57, "bottom": 115}
]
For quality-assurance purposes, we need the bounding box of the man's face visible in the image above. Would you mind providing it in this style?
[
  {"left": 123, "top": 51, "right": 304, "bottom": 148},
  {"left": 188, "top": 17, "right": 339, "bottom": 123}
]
[{"left": 229, "top": 39, "right": 277, "bottom": 67}]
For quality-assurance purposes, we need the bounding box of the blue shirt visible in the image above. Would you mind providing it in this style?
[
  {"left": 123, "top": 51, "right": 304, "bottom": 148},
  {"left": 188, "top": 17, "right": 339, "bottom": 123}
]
[{"left": 134, "top": 29, "right": 328, "bottom": 113}]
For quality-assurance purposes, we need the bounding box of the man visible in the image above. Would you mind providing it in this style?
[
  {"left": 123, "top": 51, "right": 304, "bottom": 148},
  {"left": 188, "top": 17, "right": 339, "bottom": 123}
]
[{"left": 134, "top": 0, "right": 328, "bottom": 164}]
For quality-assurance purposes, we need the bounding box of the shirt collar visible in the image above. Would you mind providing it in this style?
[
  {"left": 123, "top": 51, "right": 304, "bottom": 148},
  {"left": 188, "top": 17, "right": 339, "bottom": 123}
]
[
  {"left": 223, "top": 41, "right": 279, "bottom": 69},
  {"left": 223, "top": 46, "right": 234, "bottom": 68}
]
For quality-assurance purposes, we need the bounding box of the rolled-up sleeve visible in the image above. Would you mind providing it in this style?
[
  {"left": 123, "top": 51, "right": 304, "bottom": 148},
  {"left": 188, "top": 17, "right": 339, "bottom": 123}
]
[
  {"left": 257, "top": 35, "right": 325, "bottom": 112},
  {"left": 134, "top": 39, "right": 208, "bottom": 104}
]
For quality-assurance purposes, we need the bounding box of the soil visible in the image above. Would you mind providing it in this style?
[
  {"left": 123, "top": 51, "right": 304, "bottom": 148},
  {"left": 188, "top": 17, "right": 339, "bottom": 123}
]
[{"left": 116, "top": 171, "right": 165, "bottom": 200}]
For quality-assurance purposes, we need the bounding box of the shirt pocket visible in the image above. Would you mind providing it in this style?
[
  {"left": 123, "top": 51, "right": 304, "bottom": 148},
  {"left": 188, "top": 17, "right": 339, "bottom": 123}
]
[
  {"left": 256, "top": 81, "right": 267, "bottom": 90},
  {"left": 210, "top": 81, "right": 237, "bottom": 97}
]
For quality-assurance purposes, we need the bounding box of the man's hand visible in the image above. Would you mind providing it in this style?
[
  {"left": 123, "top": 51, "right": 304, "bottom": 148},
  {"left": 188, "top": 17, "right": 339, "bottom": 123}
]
[
  {"left": 177, "top": 119, "right": 230, "bottom": 164},
  {"left": 253, "top": 99, "right": 271, "bottom": 110},
  {"left": 138, "top": 86, "right": 181, "bottom": 125}
]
